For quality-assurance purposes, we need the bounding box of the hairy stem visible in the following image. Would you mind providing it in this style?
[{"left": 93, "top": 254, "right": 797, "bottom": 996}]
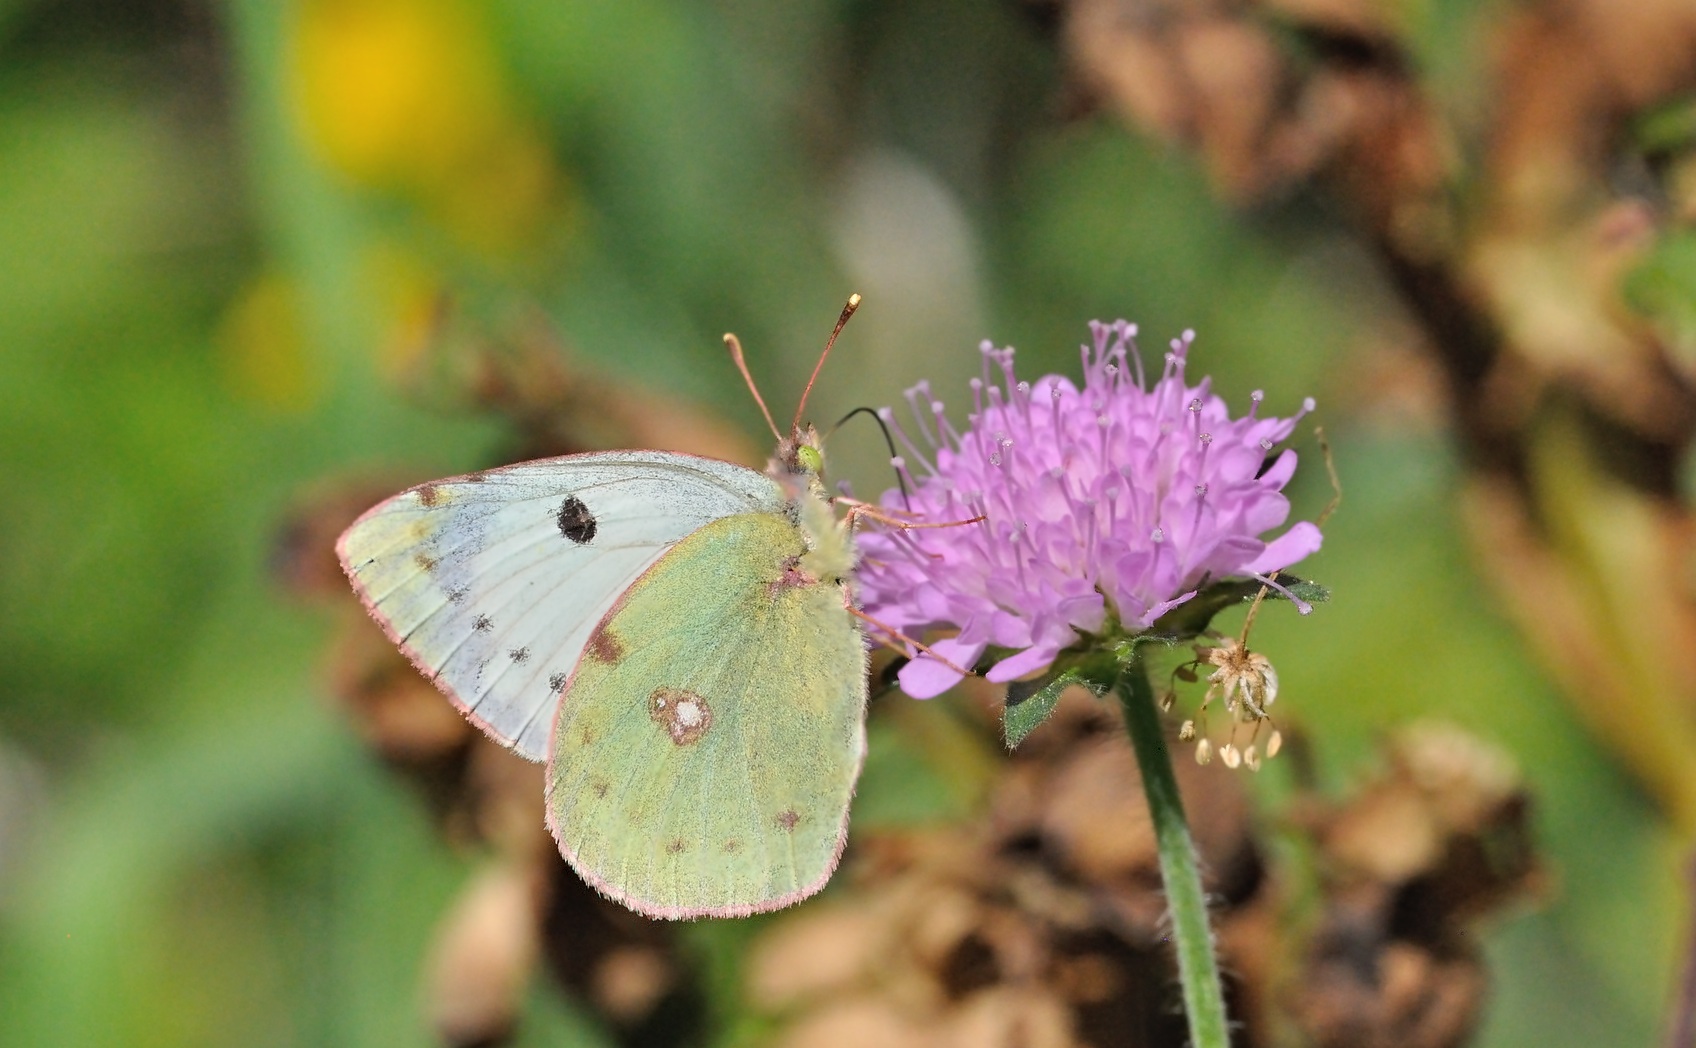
[{"left": 1117, "top": 657, "right": 1231, "bottom": 1048}]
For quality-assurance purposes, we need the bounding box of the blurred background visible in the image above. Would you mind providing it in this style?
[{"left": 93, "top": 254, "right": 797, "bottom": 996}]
[{"left": 1, "top": 0, "right": 1693, "bottom": 1045}]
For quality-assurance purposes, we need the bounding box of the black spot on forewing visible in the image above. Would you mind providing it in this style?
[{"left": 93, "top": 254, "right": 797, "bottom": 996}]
[
  {"left": 472, "top": 614, "right": 493, "bottom": 632},
  {"left": 548, "top": 671, "right": 568, "bottom": 692},
  {"left": 416, "top": 483, "right": 442, "bottom": 507},
  {"left": 414, "top": 553, "right": 439, "bottom": 574},
  {"left": 776, "top": 809, "right": 800, "bottom": 832},
  {"left": 447, "top": 586, "right": 469, "bottom": 606},
  {"left": 508, "top": 647, "right": 531, "bottom": 664},
  {"left": 556, "top": 496, "right": 597, "bottom": 544}
]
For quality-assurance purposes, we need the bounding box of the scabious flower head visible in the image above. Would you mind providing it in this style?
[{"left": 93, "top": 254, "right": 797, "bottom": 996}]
[{"left": 856, "top": 320, "right": 1323, "bottom": 699}]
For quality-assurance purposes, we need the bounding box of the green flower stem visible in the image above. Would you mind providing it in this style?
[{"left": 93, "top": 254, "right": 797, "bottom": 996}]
[{"left": 1116, "top": 657, "right": 1231, "bottom": 1048}]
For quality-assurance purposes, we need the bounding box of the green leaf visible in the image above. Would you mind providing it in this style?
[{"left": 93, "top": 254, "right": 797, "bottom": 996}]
[
  {"left": 1003, "top": 667, "right": 1104, "bottom": 749},
  {"left": 1285, "top": 579, "right": 1331, "bottom": 604},
  {"left": 1630, "top": 96, "right": 1696, "bottom": 157},
  {"left": 1149, "top": 574, "right": 1330, "bottom": 638},
  {"left": 1623, "top": 230, "right": 1696, "bottom": 373}
]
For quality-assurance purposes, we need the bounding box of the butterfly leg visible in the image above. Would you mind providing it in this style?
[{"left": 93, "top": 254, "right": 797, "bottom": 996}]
[
  {"left": 837, "top": 497, "right": 984, "bottom": 532},
  {"left": 844, "top": 599, "right": 973, "bottom": 677}
]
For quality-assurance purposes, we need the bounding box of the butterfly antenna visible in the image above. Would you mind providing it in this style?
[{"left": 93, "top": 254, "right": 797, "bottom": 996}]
[
  {"left": 724, "top": 332, "right": 783, "bottom": 442},
  {"left": 831, "top": 406, "right": 910, "bottom": 507},
  {"left": 793, "top": 293, "right": 862, "bottom": 432}
]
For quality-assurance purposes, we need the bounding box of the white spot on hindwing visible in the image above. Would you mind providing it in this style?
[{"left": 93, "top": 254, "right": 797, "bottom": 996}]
[{"left": 649, "top": 687, "right": 712, "bottom": 746}]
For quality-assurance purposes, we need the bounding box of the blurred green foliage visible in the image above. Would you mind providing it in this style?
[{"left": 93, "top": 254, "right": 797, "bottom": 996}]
[{"left": 0, "top": 1, "right": 1676, "bottom": 1045}]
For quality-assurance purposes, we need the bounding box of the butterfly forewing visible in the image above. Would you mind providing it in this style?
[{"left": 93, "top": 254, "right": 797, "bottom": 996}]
[
  {"left": 337, "top": 451, "right": 784, "bottom": 760},
  {"left": 547, "top": 511, "right": 868, "bottom": 919}
]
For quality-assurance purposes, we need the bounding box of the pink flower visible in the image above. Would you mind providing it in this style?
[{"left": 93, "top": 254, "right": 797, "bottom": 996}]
[{"left": 856, "top": 321, "right": 1322, "bottom": 699}]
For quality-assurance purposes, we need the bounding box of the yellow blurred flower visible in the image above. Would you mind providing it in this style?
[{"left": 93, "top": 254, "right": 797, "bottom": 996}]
[
  {"left": 290, "top": 0, "right": 496, "bottom": 188},
  {"left": 359, "top": 242, "right": 447, "bottom": 380},
  {"left": 289, "top": 0, "right": 572, "bottom": 258},
  {"left": 216, "top": 271, "right": 319, "bottom": 412},
  {"left": 218, "top": 245, "right": 452, "bottom": 408}
]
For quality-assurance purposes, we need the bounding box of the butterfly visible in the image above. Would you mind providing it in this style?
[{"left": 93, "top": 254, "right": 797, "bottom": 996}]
[{"left": 336, "top": 298, "right": 871, "bottom": 919}]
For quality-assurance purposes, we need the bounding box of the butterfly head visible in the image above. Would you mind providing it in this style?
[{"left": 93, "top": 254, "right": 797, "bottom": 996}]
[
  {"left": 777, "top": 423, "right": 857, "bottom": 579},
  {"left": 771, "top": 425, "right": 829, "bottom": 491}
]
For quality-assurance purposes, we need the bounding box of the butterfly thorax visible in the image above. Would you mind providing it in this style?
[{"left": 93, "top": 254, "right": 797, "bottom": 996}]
[{"left": 769, "top": 425, "right": 857, "bottom": 584}]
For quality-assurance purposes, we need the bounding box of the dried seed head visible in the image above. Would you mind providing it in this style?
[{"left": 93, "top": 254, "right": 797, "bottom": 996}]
[
  {"left": 1179, "top": 719, "right": 1196, "bottom": 742},
  {"left": 1201, "top": 637, "right": 1280, "bottom": 722},
  {"left": 1195, "top": 738, "right": 1214, "bottom": 765},
  {"left": 1221, "top": 743, "right": 1242, "bottom": 769},
  {"left": 1266, "top": 730, "right": 1283, "bottom": 758}
]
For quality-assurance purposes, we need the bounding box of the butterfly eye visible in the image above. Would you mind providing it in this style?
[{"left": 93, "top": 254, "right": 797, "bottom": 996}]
[{"left": 556, "top": 496, "right": 597, "bottom": 543}]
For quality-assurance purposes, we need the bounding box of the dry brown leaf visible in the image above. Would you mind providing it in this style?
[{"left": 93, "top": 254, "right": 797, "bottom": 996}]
[
  {"left": 1291, "top": 725, "right": 1538, "bottom": 1048},
  {"left": 424, "top": 859, "right": 545, "bottom": 1048}
]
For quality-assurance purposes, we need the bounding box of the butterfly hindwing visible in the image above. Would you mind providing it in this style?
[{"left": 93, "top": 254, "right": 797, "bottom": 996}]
[
  {"left": 336, "top": 451, "right": 784, "bottom": 760},
  {"left": 547, "top": 510, "right": 868, "bottom": 919}
]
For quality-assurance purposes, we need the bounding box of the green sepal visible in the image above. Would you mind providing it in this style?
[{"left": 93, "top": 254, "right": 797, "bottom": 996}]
[{"left": 1002, "top": 664, "right": 1109, "bottom": 749}]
